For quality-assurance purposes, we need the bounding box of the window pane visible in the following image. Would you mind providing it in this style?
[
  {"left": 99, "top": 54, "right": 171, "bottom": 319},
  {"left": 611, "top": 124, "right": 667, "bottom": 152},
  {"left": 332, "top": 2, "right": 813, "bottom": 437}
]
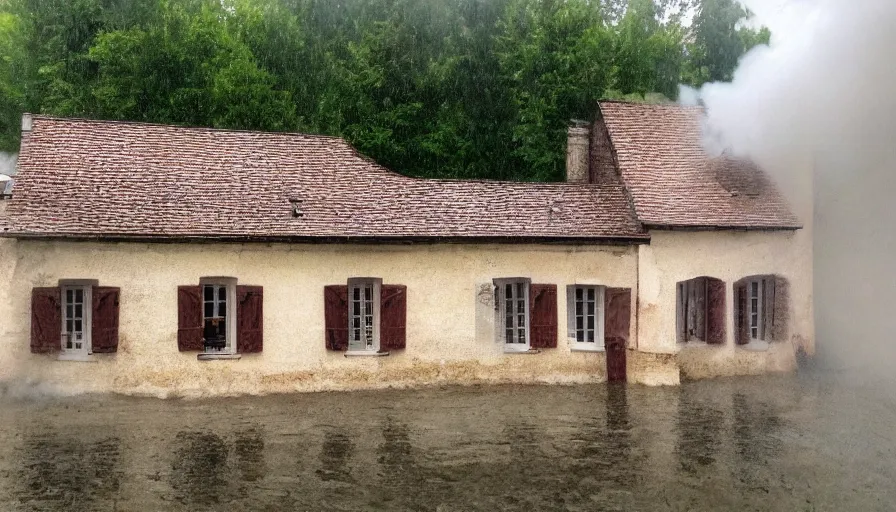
[
  {"left": 74, "top": 320, "right": 82, "bottom": 332},
  {"left": 218, "top": 301, "right": 226, "bottom": 317},
  {"left": 218, "top": 286, "right": 226, "bottom": 301},
  {"left": 66, "top": 320, "right": 73, "bottom": 333},
  {"left": 66, "top": 289, "right": 73, "bottom": 302},
  {"left": 586, "top": 300, "right": 595, "bottom": 316},
  {"left": 587, "top": 316, "right": 594, "bottom": 330},
  {"left": 518, "top": 329, "right": 526, "bottom": 343},
  {"left": 506, "top": 328, "right": 514, "bottom": 342},
  {"left": 353, "top": 287, "right": 360, "bottom": 301},
  {"left": 505, "top": 298, "right": 513, "bottom": 316},
  {"left": 576, "top": 288, "right": 583, "bottom": 300},
  {"left": 353, "top": 301, "right": 361, "bottom": 316},
  {"left": 204, "top": 303, "right": 214, "bottom": 318},
  {"left": 517, "top": 283, "right": 525, "bottom": 298},
  {"left": 506, "top": 316, "right": 513, "bottom": 328},
  {"left": 576, "top": 331, "right": 584, "bottom": 342},
  {"left": 587, "top": 288, "right": 595, "bottom": 301},
  {"left": 66, "top": 305, "right": 73, "bottom": 319},
  {"left": 75, "top": 304, "right": 82, "bottom": 318},
  {"left": 576, "top": 301, "right": 582, "bottom": 315},
  {"left": 75, "top": 289, "right": 83, "bottom": 303},
  {"left": 204, "top": 286, "right": 214, "bottom": 301},
  {"left": 505, "top": 284, "right": 512, "bottom": 299},
  {"left": 587, "top": 331, "right": 595, "bottom": 343},
  {"left": 576, "top": 317, "right": 583, "bottom": 330}
]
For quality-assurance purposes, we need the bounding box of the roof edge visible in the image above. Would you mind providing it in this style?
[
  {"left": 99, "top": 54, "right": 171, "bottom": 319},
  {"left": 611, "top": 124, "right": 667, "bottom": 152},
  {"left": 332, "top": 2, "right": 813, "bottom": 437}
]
[
  {"left": 0, "top": 232, "right": 651, "bottom": 246},
  {"left": 643, "top": 223, "right": 803, "bottom": 232}
]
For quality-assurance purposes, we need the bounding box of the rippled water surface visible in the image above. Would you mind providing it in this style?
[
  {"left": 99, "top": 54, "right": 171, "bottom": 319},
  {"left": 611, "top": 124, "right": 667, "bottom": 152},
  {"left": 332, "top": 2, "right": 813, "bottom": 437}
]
[{"left": 1, "top": 372, "right": 894, "bottom": 511}]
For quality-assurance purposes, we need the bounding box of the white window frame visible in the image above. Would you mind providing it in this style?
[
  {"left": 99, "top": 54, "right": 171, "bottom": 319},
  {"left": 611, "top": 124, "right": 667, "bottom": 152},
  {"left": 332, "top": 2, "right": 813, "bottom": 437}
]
[
  {"left": 60, "top": 283, "right": 92, "bottom": 356},
  {"left": 347, "top": 277, "right": 382, "bottom": 353},
  {"left": 494, "top": 278, "right": 531, "bottom": 352},
  {"left": 569, "top": 285, "right": 605, "bottom": 351},
  {"left": 199, "top": 277, "right": 237, "bottom": 355},
  {"left": 748, "top": 278, "right": 763, "bottom": 341}
]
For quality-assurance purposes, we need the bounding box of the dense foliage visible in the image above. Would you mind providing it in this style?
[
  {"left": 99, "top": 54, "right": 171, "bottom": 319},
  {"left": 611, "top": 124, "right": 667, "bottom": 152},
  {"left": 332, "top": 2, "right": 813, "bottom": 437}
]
[{"left": 0, "top": 0, "right": 767, "bottom": 181}]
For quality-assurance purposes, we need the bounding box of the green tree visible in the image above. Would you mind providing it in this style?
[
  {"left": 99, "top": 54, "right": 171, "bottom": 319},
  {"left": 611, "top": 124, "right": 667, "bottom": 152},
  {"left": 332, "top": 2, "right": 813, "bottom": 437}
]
[{"left": 687, "top": 0, "right": 770, "bottom": 86}]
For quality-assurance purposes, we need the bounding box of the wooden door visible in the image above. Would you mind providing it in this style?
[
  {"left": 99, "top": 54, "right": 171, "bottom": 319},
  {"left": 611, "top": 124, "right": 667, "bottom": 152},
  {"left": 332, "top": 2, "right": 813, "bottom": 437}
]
[{"left": 606, "top": 336, "right": 627, "bottom": 383}]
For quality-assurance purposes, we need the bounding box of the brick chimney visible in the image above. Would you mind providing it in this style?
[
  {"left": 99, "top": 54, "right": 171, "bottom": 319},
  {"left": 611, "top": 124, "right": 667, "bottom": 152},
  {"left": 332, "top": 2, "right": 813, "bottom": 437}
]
[{"left": 566, "top": 120, "right": 590, "bottom": 183}]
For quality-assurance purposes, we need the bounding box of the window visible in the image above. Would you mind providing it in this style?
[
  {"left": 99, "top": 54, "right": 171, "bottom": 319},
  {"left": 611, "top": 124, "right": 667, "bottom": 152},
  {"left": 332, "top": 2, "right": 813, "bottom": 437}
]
[
  {"left": 30, "top": 280, "right": 121, "bottom": 357},
  {"left": 568, "top": 285, "right": 605, "bottom": 350},
  {"left": 348, "top": 278, "right": 381, "bottom": 352},
  {"left": 494, "top": 278, "right": 530, "bottom": 351},
  {"left": 734, "top": 275, "right": 788, "bottom": 345},
  {"left": 62, "top": 285, "right": 90, "bottom": 355},
  {"left": 748, "top": 279, "right": 762, "bottom": 340},
  {"left": 676, "top": 277, "right": 726, "bottom": 344},
  {"left": 203, "top": 284, "right": 229, "bottom": 352},
  {"left": 323, "top": 279, "right": 406, "bottom": 354},
  {"left": 177, "top": 278, "right": 264, "bottom": 356}
]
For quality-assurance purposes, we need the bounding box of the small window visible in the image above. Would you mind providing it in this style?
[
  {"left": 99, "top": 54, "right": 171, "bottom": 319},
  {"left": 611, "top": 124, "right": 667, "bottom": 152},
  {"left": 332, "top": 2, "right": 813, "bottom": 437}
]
[
  {"left": 348, "top": 278, "right": 381, "bottom": 352},
  {"left": 568, "top": 285, "right": 605, "bottom": 350},
  {"left": 494, "top": 278, "right": 530, "bottom": 351},
  {"left": 676, "top": 277, "right": 726, "bottom": 344},
  {"left": 61, "top": 285, "right": 91, "bottom": 355},
  {"left": 748, "top": 279, "right": 762, "bottom": 340}
]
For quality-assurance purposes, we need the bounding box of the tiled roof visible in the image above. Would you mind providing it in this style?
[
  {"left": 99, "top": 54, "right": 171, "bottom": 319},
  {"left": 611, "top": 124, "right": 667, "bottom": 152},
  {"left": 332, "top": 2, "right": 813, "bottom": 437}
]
[
  {"left": 598, "top": 101, "right": 800, "bottom": 229},
  {"left": 3, "top": 116, "right": 648, "bottom": 243}
]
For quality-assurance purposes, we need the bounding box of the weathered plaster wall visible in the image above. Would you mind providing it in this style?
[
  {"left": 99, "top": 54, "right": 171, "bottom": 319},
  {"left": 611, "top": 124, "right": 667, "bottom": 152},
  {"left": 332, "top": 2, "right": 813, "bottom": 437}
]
[
  {"left": 636, "top": 229, "right": 814, "bottom": 380},
  {"left": 0, "top": 240, "right": 638, "bottom": 397}
]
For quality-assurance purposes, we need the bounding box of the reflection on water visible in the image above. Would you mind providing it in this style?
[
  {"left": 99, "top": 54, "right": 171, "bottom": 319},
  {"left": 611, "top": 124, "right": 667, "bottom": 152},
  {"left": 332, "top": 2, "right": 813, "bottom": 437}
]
[
  {"left": 2, "top": 373, "right": 895, "bottom": 511},
  {"left": 15, "top": 428, "right": 121, "bottom": 511}
]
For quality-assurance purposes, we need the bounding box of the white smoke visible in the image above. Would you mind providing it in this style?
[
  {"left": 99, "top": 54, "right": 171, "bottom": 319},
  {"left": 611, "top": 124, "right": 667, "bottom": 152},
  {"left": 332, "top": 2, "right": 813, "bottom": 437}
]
[{"left": 690, "top": 0, "right": 896, "bottom": 373}]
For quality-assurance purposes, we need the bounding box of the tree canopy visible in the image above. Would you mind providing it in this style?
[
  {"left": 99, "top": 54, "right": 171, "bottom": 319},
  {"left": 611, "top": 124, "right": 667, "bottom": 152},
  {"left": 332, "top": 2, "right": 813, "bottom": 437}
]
[{"left": 0, "top": 0, "right": 768, "bottom": 181}]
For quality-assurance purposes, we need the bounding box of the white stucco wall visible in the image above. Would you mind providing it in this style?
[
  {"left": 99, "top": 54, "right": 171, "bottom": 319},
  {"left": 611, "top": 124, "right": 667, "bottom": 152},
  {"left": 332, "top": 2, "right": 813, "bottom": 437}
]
[
  {"left": 636, "top": 228, "right": 814, "bottom": 379},
  {"left": 0, "top": 240, "right": 640, "bottom": 397}
]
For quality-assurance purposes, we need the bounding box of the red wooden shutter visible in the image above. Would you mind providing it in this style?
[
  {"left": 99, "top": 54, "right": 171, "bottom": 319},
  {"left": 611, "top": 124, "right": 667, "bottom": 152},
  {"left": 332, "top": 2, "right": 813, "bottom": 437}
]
[
  {"left": 177, "top": 286, "right": 203, "bottom": 351},
  {"left": 380, "top": 285, "right": 407, "bottom": 351},
  {"left": 604, "top": 288, "right": 631, "bottom": 346},
  {"left": 91, "top": 287, "right": 120, "bottom": 353},
  {"left": 771, "top": 276, "right": 789, "bottom": 341},
  {"left": 529, "top": 284, "right": 558, "bottom": 349},
  {"left": 237, "top": 285, "right": 263, "bottom": 353},
  {"left": 324, "top": 285, "right": 349, "bottom": 351},
  {"left": 31, "top": 287, "right": 61, "bottom": 353},
  {"left": 734, "top": 280, "right": 748, "bottom": 345},
  {"left": 706, "top": 278, "right": 726, "bottom": 344}
]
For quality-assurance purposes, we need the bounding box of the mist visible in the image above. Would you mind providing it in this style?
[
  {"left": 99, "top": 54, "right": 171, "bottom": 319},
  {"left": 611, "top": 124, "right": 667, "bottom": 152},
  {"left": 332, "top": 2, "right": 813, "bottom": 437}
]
[{"left": 689, "top": 0, "right": 896, "bottom": 374}]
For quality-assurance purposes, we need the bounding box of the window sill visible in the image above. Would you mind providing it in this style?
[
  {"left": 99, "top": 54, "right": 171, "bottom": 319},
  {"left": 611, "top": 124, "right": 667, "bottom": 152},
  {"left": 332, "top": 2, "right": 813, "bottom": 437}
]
[
  {"left": 504, "top": 348, "right": 541, "bottom": 355},
  {"left": 571, "top": 346, "right": 605, "bottom": 353},
  {"left": 344, "top": 350, "right": 390, "bottom": 358},
  {"left": 57, "top": 353, "right": 98, "bottom": 362},
  {"left": 198, "top": 353, "right": 242, "bottom": 361},
  {"left": 738, "top": 340, "right": 770, "bottom": 352}
]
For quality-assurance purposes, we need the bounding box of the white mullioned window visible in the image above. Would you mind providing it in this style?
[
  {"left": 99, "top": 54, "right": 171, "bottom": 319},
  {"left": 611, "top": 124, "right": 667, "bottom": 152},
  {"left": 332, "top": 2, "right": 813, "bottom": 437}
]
[
  {"left": 348, "top": 278, "right": 381, "bottom": 352},
  {"left": 749, "top": 279, "right": 763, "bottom": 340},
  {"left": 571, "top": 285, "right": 605, "bottom": 350},
  {"left": 61, "top": 285, "right": 91, "bottom": 355},
  {"left": 199, "top": 277, "right": 237, "bottom": 354},
  {"left": 494, "top": 278, "right": 530, "bottom": 351}
]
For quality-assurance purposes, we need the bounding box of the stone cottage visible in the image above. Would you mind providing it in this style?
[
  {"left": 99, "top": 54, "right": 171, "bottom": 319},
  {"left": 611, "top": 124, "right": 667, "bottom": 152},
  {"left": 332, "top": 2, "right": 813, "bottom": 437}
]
[{"left": 0, "top": 101, "right": 813, "bottom": 396}]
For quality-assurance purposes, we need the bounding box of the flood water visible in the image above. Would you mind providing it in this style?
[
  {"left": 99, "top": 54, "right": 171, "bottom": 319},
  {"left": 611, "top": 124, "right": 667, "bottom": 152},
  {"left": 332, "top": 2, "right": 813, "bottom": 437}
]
[{"left": 1, "top": 371, "right": 894, "bottom": 511}]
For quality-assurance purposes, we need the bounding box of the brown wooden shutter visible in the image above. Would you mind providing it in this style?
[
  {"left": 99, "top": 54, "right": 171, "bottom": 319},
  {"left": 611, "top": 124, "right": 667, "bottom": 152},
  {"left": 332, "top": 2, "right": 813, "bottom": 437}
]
[
  {"left": 604, "top": 288, "right": 631, "bottom": 346},
  {"left": 324, "top": 285, "right": 349, "bottom": 351},
  {"left": 529, "top": 284, "right": 558, "bottom": 349},
  {"left": 380, "top": 285, "right": 407, "bottom": 351},
  {"left": 706, "top": 278, "right": 726, "bottom": 345},
  {"left": 237, "top": 285, "right": 263, "bottom": 353},
  {"left": 770, "top": 276, "right": 790, "bottom": 341},
  {"left": 31, "top": 287, "right": 61, "bottom": 353},
  {"left": 91, "top": 287, "right": 120, "bottom": 353},
  {"left": 694, "top": 277, "right": 707, "bottom": 341},
  {"left": 734, "top": 280, "right": 748, "bottom": 345},
  {"left": 177, "top": 286, "right": 203, "bottom": 351}
]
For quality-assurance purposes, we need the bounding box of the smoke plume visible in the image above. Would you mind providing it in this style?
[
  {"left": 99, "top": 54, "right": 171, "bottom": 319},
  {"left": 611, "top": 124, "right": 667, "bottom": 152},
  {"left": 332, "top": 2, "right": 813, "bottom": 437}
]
[{"left": 691, "top": 0, "right": 896, "bottom": 373}]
